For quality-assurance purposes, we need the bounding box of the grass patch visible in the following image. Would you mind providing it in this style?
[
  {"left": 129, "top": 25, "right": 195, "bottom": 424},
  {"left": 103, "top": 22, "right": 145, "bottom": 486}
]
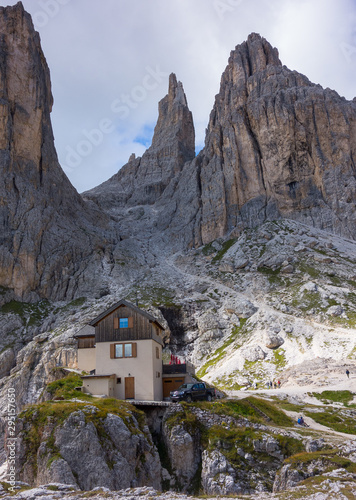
[
  {"left": 1, "top": 299, "right": 52, "bottom": 326},
  {"left": 309, "top": 390, "right": 354, "bottom": 406},
  {"left": 246, "top": 397, "right": 294, "bottom": 427},
  {"left": 211, "top": 239, "right": 237, "bottom": 263},
  {"left": 46, "top": 373, "right": 85, "bottom": 400},
  {"left": 285, "top": 449, "right": 356, "bottom": 472},
  {"left": 305, "top": 408, "right": 356, "bottom": 435}
]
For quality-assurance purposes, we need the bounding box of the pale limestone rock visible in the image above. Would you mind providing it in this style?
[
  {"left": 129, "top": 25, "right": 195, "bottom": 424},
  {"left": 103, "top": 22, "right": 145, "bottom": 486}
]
[
  {"left": 0, "top": 348, "right": 15, "bottom": 378},
  {"left": 224, "top": 298, "right": 257, "bottom": 318},
  {"left": 201, "top": 450, "right": 242, "bottom": 496},
  {"left": 327, "top": 305, "right": 344, "bottom": 317},
  {"left": 240, "top": 345, "right": 266, "bottom": 362},
  {"left": 163, "top": 422, "right": 200, "bottom": 488}
]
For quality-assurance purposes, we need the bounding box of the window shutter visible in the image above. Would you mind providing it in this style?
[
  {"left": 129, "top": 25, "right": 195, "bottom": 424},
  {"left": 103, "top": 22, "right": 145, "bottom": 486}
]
[
  {"left": 132, "top": 343, "right": 137, "bottom": 357},
  {"left": 128, "top": 317, "right": 133, "bottom": 328},
  {"left": 110, "top": 344, "right": 115, "bottom": 359},
  {"left": 114, "top": 318, "right": 119, "bottom": 329}
]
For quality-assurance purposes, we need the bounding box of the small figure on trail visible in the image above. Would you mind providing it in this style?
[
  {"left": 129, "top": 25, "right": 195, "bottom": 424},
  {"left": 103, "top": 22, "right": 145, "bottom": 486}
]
[
  {"left": 346, "top": 369, "right": 350, "bottom": 378},
  {"left": 277, "top": 380, "right": 281, "bottom": 388},
  {"left": 269, "top": 380, "right": 272, "bottom": 389},
  {"left": 254, "top": 381, "right": 258, "bottom": 390},
  {"left": 297, "top": 415, "right": 309, "bottom": 427}
]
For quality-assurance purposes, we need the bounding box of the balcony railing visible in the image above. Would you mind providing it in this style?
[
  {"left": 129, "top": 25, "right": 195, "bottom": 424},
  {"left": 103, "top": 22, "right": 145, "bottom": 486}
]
[{"left": 162, "top": 363, "right": 187, "bottom": 374}]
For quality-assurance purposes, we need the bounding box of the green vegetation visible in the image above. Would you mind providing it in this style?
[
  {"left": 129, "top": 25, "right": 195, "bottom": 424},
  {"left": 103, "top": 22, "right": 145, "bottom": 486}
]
[
  {"left": 0, "top": 299, "right": 52, "bottom": 326},
  {"left": 246, "top": 397, "right": 294, "bottom": 427},
  {"left": 309, "top": 390, "right": 354, "bottom": 406},
  {"left": 126, "top": 286, "right": 179, "bottom": 308},
  {"left": 298, "top": 262, "right": 320, "bottom": 279},
  {"left": 202, "top": 241, "right": 216, "bottom": 256},
  {"left": 46, "top": 372, "right": 85, "bottom": 400},
  {"left": 285, "top": 449, "right": 356, "bottom": 473},
  {"left": 270, "top": 347, "right": 287, "bottom": 369},
  {"left": 53, "top": 297, "right": 87, "bottom": 315},
  {"left": 212, "top": 239, "right": 237, "bottom": 263},
  {"left": 305, "top": 408, "right": 356, "bottom": 435},
  {"left": 196, "top": 397, "right": 294, "bottom": 427}
]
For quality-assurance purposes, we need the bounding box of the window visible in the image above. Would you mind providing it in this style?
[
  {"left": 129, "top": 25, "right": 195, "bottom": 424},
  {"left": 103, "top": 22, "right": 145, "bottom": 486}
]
[
  {"left": 120, "top": 318, "right": 128, "bottom": 328},
  {"left": 115, "top": 344, "right": 123, "bottom": 358},
  {"left": 114, "top": 317, "right": 134, "bottom": 329},
  {"left": 156, "top": 346, "right": 160, "bottom": 359},
  {"left": 156, "top": 372, "right": 161, "bottom": 378},
  {"left": 110, "top": 343, "right": 137, "bottom": 359},
  {"left": 117, "top": 377, "right": 121, "bottom": 384}
]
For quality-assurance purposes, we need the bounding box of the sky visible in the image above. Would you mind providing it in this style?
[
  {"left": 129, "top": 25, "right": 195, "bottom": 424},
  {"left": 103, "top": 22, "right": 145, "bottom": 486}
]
[{"left": 1, "top": 0, "right": 356, "bottom": 192}]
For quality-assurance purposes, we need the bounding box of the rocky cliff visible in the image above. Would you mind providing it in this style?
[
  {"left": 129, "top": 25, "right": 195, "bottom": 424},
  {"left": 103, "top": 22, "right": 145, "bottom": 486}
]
[
  {"left": 0, "top": 2, "right": 116, "bottom": 302},
  {"left": 197, "top": 33, "right": 356, "bottom": 243},
  {"left": 85, "top": 34, "right": 356, "bottom": 251}
]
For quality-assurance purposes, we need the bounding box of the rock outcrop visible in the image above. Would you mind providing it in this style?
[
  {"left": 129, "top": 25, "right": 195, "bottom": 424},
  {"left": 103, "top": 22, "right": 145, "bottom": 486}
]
[
  {"left": 0, "top": 2, "right": 115, "bottom": 302},
  {"left": 16, "top": 404, "right": 162, "bottom": 490}
]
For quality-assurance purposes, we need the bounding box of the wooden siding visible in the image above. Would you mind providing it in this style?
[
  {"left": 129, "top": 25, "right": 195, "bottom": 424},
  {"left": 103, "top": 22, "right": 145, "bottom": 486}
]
[
  {"left": 95, "top": 304, "right": 164, "bottom": 344},
  {"left": 78, "top": 337, "right": 95, "bottom": 349}
]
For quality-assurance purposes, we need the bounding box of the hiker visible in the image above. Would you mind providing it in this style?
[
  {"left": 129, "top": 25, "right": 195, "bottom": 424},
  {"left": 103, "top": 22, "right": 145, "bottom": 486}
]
[
  {"left": 297, "top": 416, "right": 309, "bottom": 427},
  {"left": 346, "top": 369, "right": 350, "bottom": 378},
  {"left": 277, "top": 380, "right": 281, "bottom": 388},
  {"left": 254, "top": 381, "right": 258, "bottom": 390}
]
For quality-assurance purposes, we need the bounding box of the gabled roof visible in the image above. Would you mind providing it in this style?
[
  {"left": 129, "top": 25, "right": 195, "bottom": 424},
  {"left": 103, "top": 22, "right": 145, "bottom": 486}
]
[
  {"left": 74, "top": 324, "right": 95, "bottom": 338},
  {"left": 89, "top": 299, "right": 164, "bottom": 330}
]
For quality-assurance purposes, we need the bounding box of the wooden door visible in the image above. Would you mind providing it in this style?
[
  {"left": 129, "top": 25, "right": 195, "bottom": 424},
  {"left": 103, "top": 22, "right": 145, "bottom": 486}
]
[
  {"left": 125, "top": 377, "right": 135, "bottom": 399},
  {"left": 163, "top": 378, "right": 185, "bottom": 398}
]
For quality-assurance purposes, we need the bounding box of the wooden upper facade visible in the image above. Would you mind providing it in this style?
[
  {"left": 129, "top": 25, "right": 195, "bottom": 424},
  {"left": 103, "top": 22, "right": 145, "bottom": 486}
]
[{"left": 88, "top": 299, "right": 164, "bottom": 345}]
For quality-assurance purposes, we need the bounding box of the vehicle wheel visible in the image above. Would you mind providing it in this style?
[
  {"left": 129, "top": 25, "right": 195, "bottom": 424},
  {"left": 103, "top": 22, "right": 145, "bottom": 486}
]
[
  {"left": 185, "top": 395, "right": 192, "bottom": 403},
  {"left": 206, "top": 394, "right": 212, "bottom": 402}
]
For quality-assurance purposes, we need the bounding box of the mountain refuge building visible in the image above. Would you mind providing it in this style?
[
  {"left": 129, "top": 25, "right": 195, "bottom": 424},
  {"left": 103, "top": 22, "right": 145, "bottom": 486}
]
[{"left": 74, "top": 299, "right": 194, "bottom": 401}]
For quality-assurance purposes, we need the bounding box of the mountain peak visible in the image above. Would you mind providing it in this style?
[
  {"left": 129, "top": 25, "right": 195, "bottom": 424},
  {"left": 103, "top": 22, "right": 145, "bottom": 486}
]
[
  {"left": 228, "top": 32, "right": 282, "bottom": 80},
  {"left": 168, "top": 72, "right": 188, "bottom": 107},
  {"left": 151, "top": 73, "right": 195, "bottom": 158}
]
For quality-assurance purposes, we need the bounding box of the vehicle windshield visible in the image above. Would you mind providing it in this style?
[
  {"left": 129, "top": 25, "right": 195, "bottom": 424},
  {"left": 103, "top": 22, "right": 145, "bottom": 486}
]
[{"left": 178, "top": 384, "right": 194, "bottom": 390}]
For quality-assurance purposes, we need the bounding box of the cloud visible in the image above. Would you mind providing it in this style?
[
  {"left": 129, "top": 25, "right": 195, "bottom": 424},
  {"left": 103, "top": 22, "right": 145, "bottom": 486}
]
[{"left": 1, "top": 0, "right": 355, "bottom": 192}]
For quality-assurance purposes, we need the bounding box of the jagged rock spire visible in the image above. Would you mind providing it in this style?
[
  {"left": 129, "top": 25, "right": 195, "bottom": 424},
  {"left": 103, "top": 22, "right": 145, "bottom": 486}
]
[
  {"left": 152, "top": 73, "right": 195, "bottom": 160},
  {"left": 85, "top": 74, "right": 195, "bottom": 207}
]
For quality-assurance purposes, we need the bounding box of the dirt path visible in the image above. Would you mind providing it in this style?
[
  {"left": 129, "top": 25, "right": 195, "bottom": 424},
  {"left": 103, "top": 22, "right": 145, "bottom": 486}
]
[{"left": 283, "top": 409, "right": 356, "bottom": 440}]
